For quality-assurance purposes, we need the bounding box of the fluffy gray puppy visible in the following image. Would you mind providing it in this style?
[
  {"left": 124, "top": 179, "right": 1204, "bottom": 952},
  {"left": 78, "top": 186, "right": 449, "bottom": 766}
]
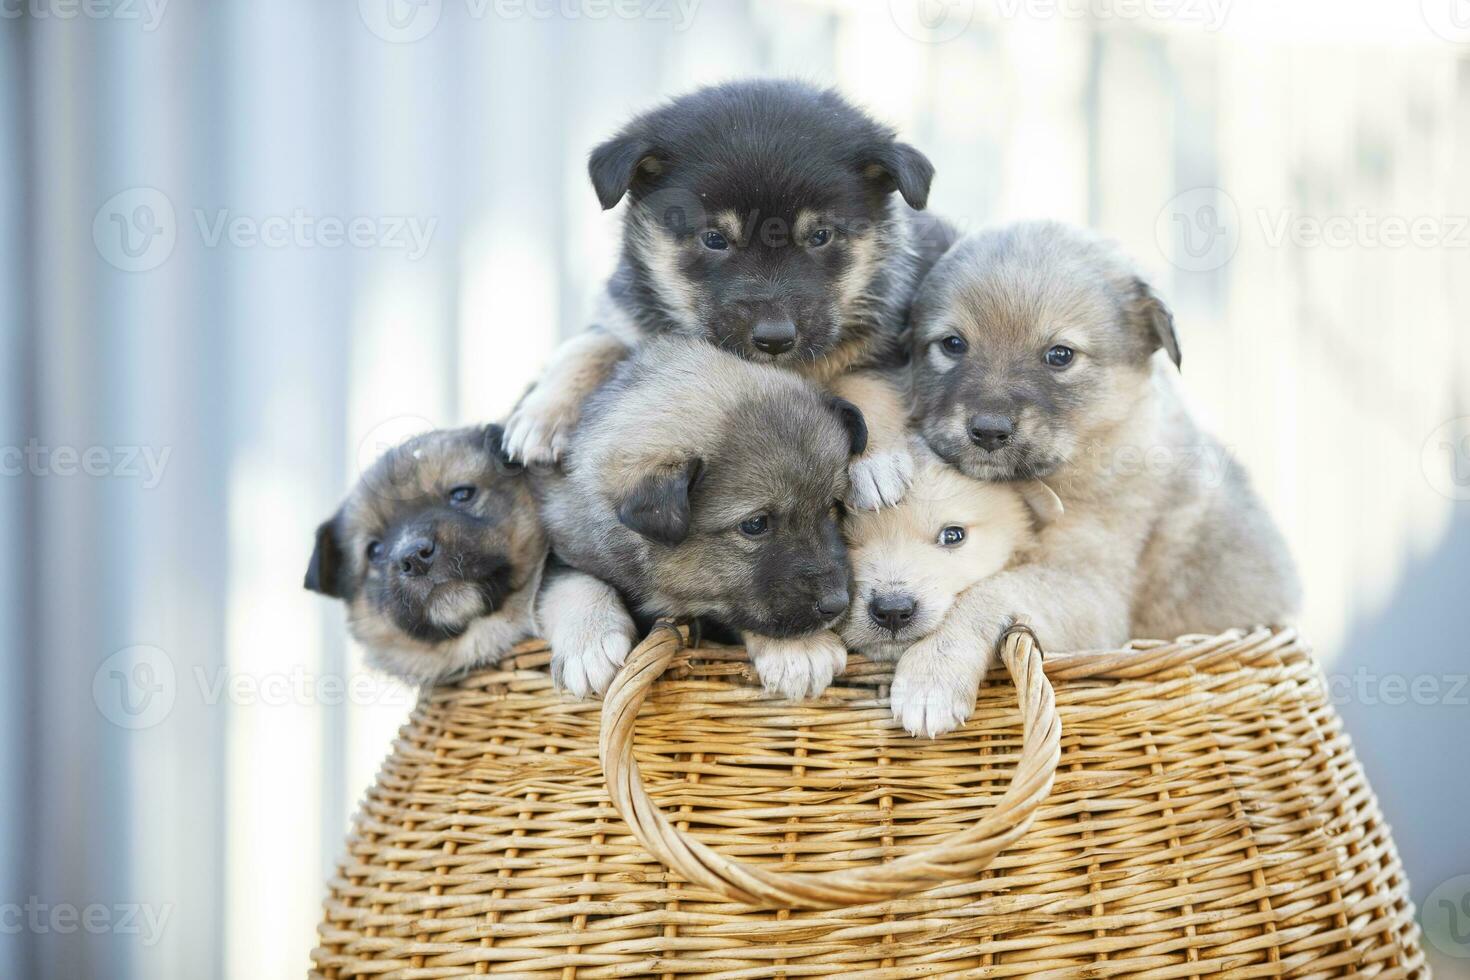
[
  {"left": 533, "top": 337, "right": 869, "bottom": 699},
  {"left": 902, "top": 220, "right": 1301, "bottom": 735}
]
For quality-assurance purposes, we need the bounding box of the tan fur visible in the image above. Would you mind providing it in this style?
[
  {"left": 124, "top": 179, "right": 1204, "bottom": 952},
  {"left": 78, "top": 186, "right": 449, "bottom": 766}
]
[{"left": 902, "top": 221, "right": 1301, "bottom": 735}]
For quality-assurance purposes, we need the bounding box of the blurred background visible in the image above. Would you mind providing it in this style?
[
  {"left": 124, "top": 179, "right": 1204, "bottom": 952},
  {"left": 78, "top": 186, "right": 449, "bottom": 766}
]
[{"left": 2, "top": 0, "right": 1468, "bottom": 976}]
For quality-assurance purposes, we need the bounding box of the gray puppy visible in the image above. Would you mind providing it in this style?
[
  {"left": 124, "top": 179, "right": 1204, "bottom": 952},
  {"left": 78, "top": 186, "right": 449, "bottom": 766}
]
[
  {"left": 534, "top": 337, "right": 869, "bottom": 699},
  {"left": 304, "top": 425, "right": 565, "bottom": 684},
  {"left": 902, "top": 220, "right": 1300, "bottom": 735}
]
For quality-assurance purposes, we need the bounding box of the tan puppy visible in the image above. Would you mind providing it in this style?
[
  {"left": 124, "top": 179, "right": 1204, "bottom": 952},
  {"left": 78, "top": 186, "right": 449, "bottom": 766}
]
[
  {"left": 903, "top": 221, "right": 1300, "bottom": 735},
  {"left": 842, "top": 446, "right": 1050, "bottom": 735}
]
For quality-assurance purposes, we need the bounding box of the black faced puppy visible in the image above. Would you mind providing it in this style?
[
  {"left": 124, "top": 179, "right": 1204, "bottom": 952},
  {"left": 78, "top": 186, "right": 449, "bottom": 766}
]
[
  {"left": 504, "top": 78, "right": 952, "bottom": 511},
  {"left": 304, "top": 425, "right": 548, "bottom": 685},
  {"left": 534, "top": 337, "right": 868, "bottom": 699},
  {"left": 900, "top": 221, "right": 1300, "bottom": 735}
]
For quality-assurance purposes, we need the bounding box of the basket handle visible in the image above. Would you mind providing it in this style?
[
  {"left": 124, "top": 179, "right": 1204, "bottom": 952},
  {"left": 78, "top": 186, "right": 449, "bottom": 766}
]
[{"left": 598, "top": 621, "right": 1062, "bottom": 909}]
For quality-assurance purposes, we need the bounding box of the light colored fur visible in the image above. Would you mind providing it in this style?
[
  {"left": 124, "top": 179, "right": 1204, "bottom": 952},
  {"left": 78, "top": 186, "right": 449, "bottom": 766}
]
[
  {"left": 899, "top": 222, "right": 1301, "bottom": 735},
  {"left": 841, "top": 447, "right": 1037, "bottom": 736}
]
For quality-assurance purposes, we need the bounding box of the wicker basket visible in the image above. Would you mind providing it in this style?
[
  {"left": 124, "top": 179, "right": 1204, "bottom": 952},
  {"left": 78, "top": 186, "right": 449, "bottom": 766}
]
[{"left": 311, "top": 624, "right": 1426, "bottom": 978}]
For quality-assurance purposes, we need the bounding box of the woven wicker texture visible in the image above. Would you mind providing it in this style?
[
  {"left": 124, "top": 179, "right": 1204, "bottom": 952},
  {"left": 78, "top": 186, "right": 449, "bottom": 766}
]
[{"left": 312, "top": 626, "right": 1426, "bottom": 978}]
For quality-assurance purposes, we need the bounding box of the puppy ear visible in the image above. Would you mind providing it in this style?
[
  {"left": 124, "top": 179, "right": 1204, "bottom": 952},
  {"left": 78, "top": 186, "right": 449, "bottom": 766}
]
[
  {"left": 304, "top": 511, "right": 352, "bottom": 600},
  {"left": 588, "top": 131, "right": 662, "bottom": 210},
  {"left": 616, "top": 457, "right": 703, "bottom": 547},
  {"left": 862, "top": 141, "right": 935, "bottom": 211},
  {"left": 480, "top": 423, "right": 525, "bottom": 475},
  {"left": 1133, "top": 277, "right": 1182, "bottom": 370},
  {"left": 828, "top": 397, "right": 869, "bottom": 457}
]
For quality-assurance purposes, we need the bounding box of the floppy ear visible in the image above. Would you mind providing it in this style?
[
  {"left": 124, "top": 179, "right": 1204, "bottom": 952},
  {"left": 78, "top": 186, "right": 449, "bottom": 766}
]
[
  {"left": 481, "top": 423, "right": 525, "bottom": 475},
  {"left": 1133, "top": 277, "right": 1182, "bottom": 370},
  {"left": 862, "top": 141, "right": 935, "bottom": 211},
  {"left": 304, "top": 512, "right": 351, "bottom": 600},
  {"left": 828, "top": 397, "right": 869, "bottom": 457},
  {"left": 588, "top": 131, "right": 662, "bottom": 210},
  {"left": 616, "top": 457, "right": 703, "bottom": 547}
]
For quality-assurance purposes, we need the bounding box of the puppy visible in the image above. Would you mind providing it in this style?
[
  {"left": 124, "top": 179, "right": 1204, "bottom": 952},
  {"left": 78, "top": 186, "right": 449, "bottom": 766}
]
[
  {"left": 842, "top": 446, "right": 1052, "bottom": 736},
  {"left": 503, "top": 78, "right": 955, "bottom": 511},
  {"left": 903, "top": 220, "right": 1301, "bottom": 733},
  {"left": 303, "top": 424, "right": 549, "bottom": 684},
  {"left": 534, "top": 337, "right": 868, "bottom": 699}
]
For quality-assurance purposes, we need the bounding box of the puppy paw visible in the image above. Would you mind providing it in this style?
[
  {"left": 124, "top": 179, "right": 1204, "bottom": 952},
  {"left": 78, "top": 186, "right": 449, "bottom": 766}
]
[
  {"left": 503, "top": 391, "right": 580, "bottom": 468},
  {"left": 548, "top": 605, "right": 637, "bottom": 699},
  {"left": 745, "top": 631, "right": 848, "bottom": 700},
  {"left": 846, "top": 449, "right": 915, "bottom": 511},
  {"left": 889, "top": 638, "right": 984, "bottom": 738}
]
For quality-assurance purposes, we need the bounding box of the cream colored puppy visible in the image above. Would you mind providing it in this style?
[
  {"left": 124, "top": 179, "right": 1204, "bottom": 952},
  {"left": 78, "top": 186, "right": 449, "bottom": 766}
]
[{"left": 842, "top": 446, "right": 1051, "bottom": 736}]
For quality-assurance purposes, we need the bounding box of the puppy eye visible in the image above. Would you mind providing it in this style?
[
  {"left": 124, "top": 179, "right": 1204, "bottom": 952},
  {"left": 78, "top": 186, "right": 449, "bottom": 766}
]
[
  {"left": 938, "top": 525, "right": 966, "bottom": 547},
  {"left": 448, "top": 485, "right": 477, "bottom": 504},
  {"left": 366, "top": 540, "right": 384, "bottom": 561},
  {"left": 1044, "top": 345, "right": 1075, "bottom": 368},
  {"left": 941, "top": 335, "right": 968, "bottom": 356},
  {"left": 738, "top": 514, "right": 771, "bottom": 538},
  {"left": 807, "top": 228, "right": 833, "bottom": 247},
  {"left": 701, "top": 230, "right": 729, "bottom": 251}
]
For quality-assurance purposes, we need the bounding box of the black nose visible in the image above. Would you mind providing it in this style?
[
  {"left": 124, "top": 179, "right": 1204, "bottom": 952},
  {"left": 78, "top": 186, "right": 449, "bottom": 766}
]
[
  {"left": 968, "top": 413, "right": 1015, "bottom": 452},
  {"left": 815, "top": 589, "right": 850, "bottom": 618},
  {"left": 751, "top": 320, "right": 797, "bottom": 355},
  {"left": 868, "top": 593, "right": 917, "bottom": 631},
  {"left": 396, "top": 536, "right": 436, "bottom": 577}
]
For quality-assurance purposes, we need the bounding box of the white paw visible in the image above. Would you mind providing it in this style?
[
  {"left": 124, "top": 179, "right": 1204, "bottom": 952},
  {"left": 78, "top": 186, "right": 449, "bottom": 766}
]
[
  {"left": 846, "top": 449, "right": 915, "bottom": 511},
  {"left": 548, "top": 607, "right": 637, "bottom": 698},
  {"left": 746, "top": 631, "right": 848, "bottom": 700},
  {"left": 889, "top": 639, "right": 982, "bottom": 738},
  {"left": 503, "top": 391, "right": 580, "bottom": 468}
]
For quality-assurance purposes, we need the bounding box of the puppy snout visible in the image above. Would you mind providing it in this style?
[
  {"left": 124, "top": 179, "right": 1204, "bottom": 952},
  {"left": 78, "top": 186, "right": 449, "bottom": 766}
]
[
  {"left": 751, "top": 319, "right": 797, "bottom": 355},
  {"left": 394, "top": 535, "right": 436, "bottom": 577},
  {"left": 815, "top": 588, "right": 850, "bottom": 619},
  {"left": 968, "top": 413, "right": 1015, "bottom": 452},
  {"left": 867, "top": 592, "right": 917, "bottom": 631}
]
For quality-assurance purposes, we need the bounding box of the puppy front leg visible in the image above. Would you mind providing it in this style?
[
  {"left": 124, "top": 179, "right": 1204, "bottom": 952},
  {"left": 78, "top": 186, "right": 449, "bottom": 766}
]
[
  {"left": 891, "top": 564, "right": 1131, "bottom": 737},
  {"left": 743, "top": 630, "right": 848, "bottom": 700},
  {"left": 537, "top": 566, "right": 638, "bottom": 697},
  {"left": 503, "top": 328, "right": 630, "bottom": 467},
  {"left": 830, "top": 370, "right": 914, "bottom": 511}
]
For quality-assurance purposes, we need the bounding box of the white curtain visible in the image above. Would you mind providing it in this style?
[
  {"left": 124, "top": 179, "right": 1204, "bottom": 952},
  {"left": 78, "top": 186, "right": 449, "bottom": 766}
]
[{"left": 3, "top": 2, "right": 1467, "bottom": 977}]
